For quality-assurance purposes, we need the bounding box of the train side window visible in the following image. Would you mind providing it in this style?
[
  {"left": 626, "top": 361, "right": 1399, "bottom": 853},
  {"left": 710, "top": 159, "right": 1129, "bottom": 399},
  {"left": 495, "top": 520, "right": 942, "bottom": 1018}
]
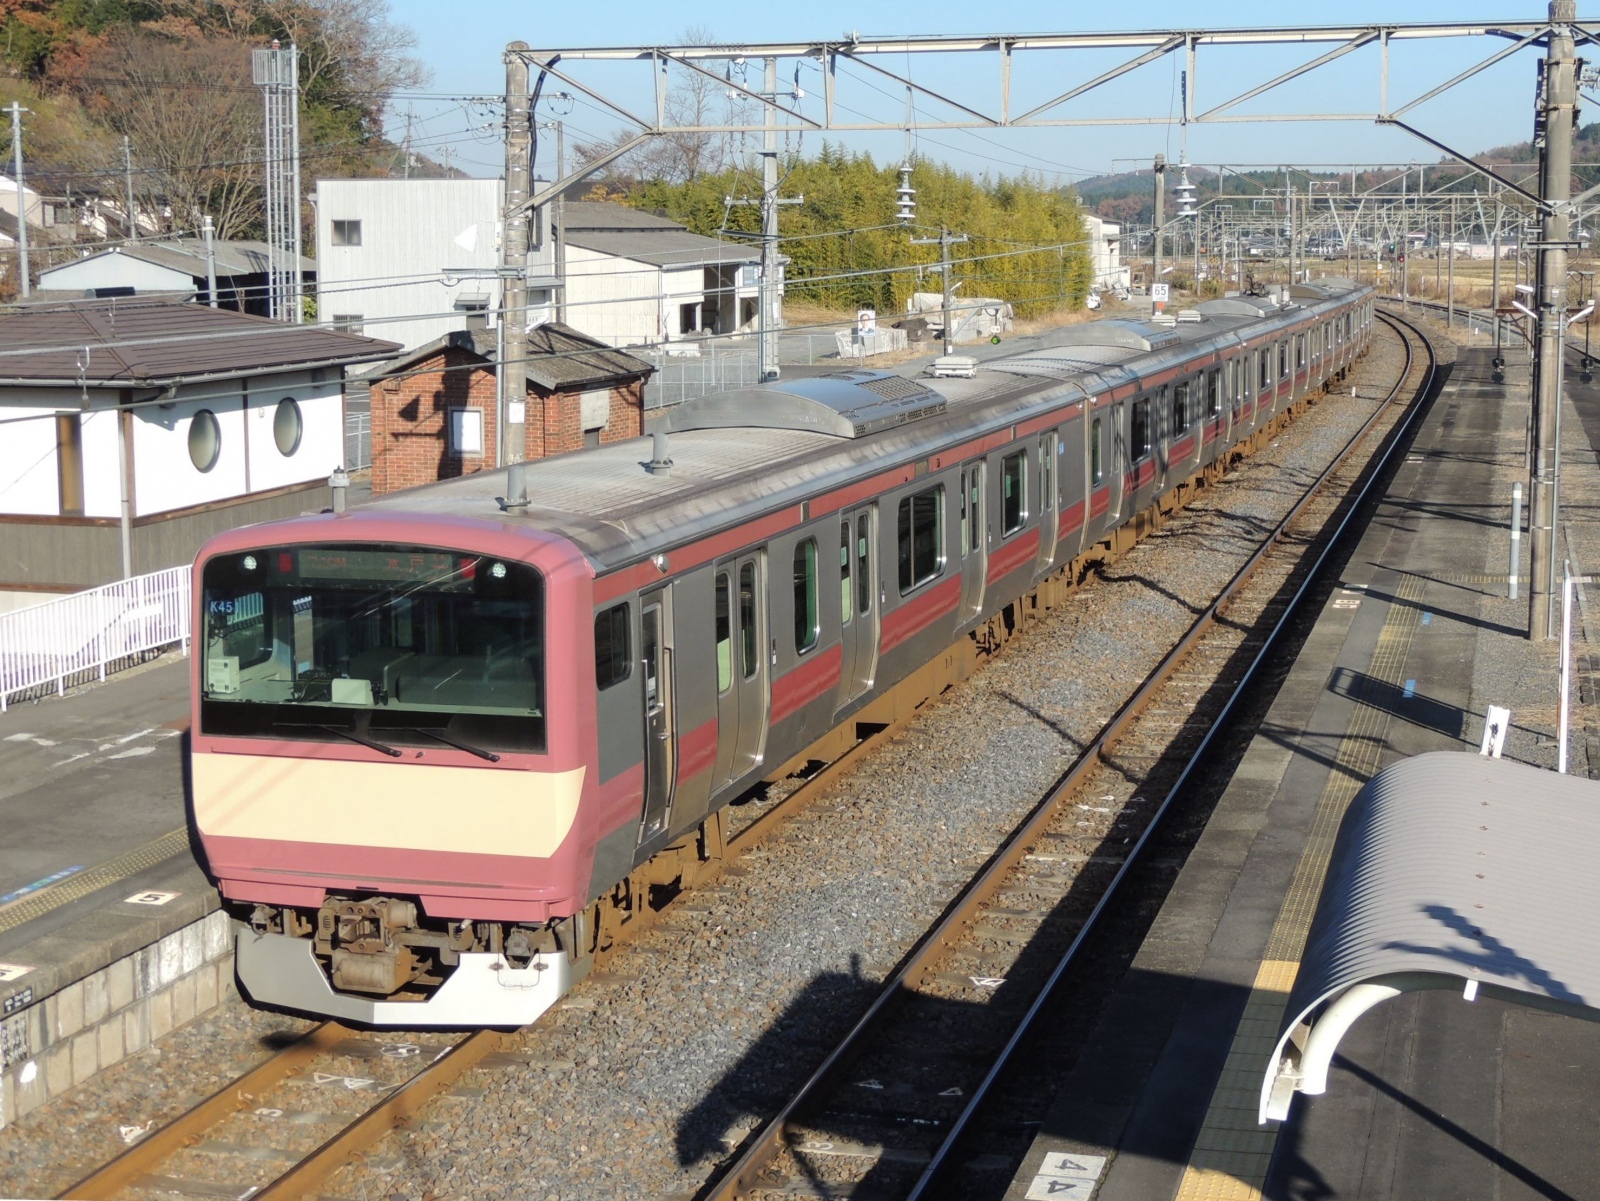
[
  {"left": 1039, "top": 434, "right": 1054, "bottom": 510},
  {"left": 959, "top": 469, "right": 969, "bottom": 557},
  {"left": 1091, "top": 416, "right": 1104, "bottom": 485},
  {"left": 898, "top": 485, "right": 945, "bottom": 594},
  {"left": 1258, "top": 349, "right": 1270, "bottom": 392},
  {"left": 857, "top": 515, "right": 871, "bottom": 616},
  {"left": 839, "top": 521, "right": 852, "bottom": 628},
  {"left": 1131, "top": 398, "right": 1152, "bottom": 460},
  {"left": 1002, "top": 450, "right": 1027, "bottom": 536},
  {"left": 714, "top": 575, "right": 733, "bottom": 692},
  {"left": 1173, "top": 382, "right": 1190, "bottom": 430},
  {"left": 794, "top": 539, "right": 819, "bottom": 655},
  {"left": 1279, "top": 341, "right": 1289, "bottom": 379},
  {"left": 1296, "top": 335, "right": 1306, "bottom": 370},
  {"left": 739, "top": 562, "right": 758, "bottom": 680},
  {"left": 968, "top": 473, "right": 981, "bottom": 553},
  {"left": 1207, "top": 370, "right": 1222, "bottom": 416},
  {"left": 595, "top": 602, "right": 631, "bottom": 691}
]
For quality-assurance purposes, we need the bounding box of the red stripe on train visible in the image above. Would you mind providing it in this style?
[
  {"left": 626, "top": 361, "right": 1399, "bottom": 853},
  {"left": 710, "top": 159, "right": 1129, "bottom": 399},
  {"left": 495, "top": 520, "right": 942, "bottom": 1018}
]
[
  {"left": 882, "top": 576, "right": 961, "bottom": 652},
  {"left": 771, "top": 643, "right": 844, "bottom": 723}
]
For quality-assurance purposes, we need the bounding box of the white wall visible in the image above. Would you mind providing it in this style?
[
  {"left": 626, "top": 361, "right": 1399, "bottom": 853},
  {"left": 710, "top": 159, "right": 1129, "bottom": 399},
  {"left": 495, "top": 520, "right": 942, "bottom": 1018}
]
[
  {"left": 81, "top": 409, "right": 121, "bottom": 518},
  {"left": 0, "top": 406, "right": 60, "bottom": 515},
  {"left": 39, "top": 252, "right": 195, "bottom": 297},
  {"left": 315, "top": 178, "right": 509, "bottom": 351},
  {"left": 131, "top": 389, "right": 247, "bottom": 515},
  {"left": 564, "top": 246, "right": 662, "bottom": 347},
  {"left": 245, "top": 371, "right": 343, "bottom": 492}
]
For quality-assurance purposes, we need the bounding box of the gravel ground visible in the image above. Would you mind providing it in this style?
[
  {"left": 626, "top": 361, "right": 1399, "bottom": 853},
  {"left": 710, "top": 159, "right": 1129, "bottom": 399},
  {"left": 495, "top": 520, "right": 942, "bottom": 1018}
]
[{"left": 0, "top": 328, "right": 1417, "bottom": 1201}]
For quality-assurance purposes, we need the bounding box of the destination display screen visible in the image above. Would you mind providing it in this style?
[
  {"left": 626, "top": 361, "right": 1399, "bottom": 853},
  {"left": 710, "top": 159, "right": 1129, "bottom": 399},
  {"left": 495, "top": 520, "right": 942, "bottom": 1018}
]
[{"left": 295, "top": 547, "right": 460, "bottom": 583}]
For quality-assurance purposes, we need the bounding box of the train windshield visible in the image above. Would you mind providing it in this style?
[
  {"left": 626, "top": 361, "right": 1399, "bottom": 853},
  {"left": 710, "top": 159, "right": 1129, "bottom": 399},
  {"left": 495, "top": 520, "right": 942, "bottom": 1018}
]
[{"left": 200, "top": 544, "right": 545, "bottom": 754}]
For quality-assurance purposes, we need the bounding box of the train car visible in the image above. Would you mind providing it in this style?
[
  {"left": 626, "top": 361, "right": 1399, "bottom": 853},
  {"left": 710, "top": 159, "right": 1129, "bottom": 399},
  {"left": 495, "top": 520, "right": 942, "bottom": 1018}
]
[{"left": 190, "top": 282, "right": 1375, "bottom": 1026}]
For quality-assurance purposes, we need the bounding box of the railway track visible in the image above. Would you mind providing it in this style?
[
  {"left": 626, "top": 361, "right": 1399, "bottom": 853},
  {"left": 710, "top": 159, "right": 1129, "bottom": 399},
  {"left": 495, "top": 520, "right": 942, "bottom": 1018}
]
[
  {"left": 50, "top": 318, "right": 1431, "bottom": 1201},
  {"left": 700, "top": 311, "right": 1439, "bottom": 1201}
]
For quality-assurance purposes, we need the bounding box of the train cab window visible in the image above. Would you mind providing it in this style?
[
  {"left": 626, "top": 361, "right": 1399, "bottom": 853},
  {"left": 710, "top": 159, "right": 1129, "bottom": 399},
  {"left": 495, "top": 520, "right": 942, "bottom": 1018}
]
[
  {"left": 1131, "top": 398, "right": 1152, "bottom": 460},
  {"left": 839, "top": 522, "right": 852, "bottom": 628},
  {"left": 898, "top": 485, "right": 945, "bottom": 594},
  {"left": 1172, "top": 382, "right": 1191, "bottom": 430},
  {"left": 595, "top": 603, "right": 631, "bottom": 691},
  {"left": 1091, "top": 416, "right": 1104, "bottom": 485},
  {"left": 794, "top": 539, "right": 819, "bottom": 655},
  {"left": 1002, "top": 451, "right": 1027, "bottom": 536},
  {"left": 739, "top": 562, "right": 758, "bottom": 680},
  {"left": 1207, "top": 369, "right": 1223, "bottom": 417},
  {"left": 715, "top": 574, "right": 733, "bottom": 692}
]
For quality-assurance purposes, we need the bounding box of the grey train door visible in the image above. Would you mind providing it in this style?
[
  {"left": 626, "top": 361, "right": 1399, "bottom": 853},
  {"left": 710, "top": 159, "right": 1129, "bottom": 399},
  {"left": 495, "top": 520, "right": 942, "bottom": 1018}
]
[
  {"left": 959, "top": 460, "right": 987, "bottom": 621},
  {"left": 837, "top": 505, "right": 879, "bottom": 706},
  {"left": 713, "top": 554, "right": 769, "bottom": 794},
  {"left": 639, "top": 588, "right": 676, "bottom": 842},
  {"left": 1035, "top": 430, "right": 1059, "bottom": 575}
]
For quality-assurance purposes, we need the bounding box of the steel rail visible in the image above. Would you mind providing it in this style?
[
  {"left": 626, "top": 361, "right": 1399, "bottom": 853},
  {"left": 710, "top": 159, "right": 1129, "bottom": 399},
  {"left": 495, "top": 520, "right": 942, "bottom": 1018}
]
[
  {"left": 903, "top": 311, "right": 1437, "bottom": 1199},
  {"left": 57, "top": 1021, "right": 348, "bottom": 1199},
  {"left": 253, "top": 1027, "right": 502, "bottom": 1200},
  {"left": 703, "top": 312, "right": 1435, "bottom": 1200}
]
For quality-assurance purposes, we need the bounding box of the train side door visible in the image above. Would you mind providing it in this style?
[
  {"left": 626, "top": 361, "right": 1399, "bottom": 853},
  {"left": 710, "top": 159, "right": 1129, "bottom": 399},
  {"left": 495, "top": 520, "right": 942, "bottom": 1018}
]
[
  {"left": 1104, "top": 402, "right": 1127, "bottom": 523},
  {"left": 1035, "top": 430, "right": 1059, "bottom": 576},
  {"left": 638, "top": 588, "right": 676, "bottom": 842},
  {"left": 837, "top": 505, "right": 879, "bottom": 706},
  {"left": 712, "top": 554, "right": 769, "bottom": 794},
  {"left": 959, "top": 461, "right": 988, "bottom": 621}
]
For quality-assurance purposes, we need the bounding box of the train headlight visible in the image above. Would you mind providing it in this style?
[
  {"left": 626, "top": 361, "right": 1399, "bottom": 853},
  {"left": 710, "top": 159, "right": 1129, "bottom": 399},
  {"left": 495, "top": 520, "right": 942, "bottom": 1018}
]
[
  {"left": 490, "top": 562, "right": 507, "bottom": 579},
  {"left": 242, "top": 555, "right": 257, "bottom": 571}
]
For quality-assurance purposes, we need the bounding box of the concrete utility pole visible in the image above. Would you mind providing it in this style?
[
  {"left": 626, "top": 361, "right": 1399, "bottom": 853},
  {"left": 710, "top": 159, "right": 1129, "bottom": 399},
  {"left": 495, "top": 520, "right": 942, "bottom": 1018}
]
[
  {"left": 501, "top": 43, "right": 532, "bottom": 465},
  {"left": 9, "top": 102, "right": 27, "bottom": 298},
  {"left": 122, "top": 136, "right": 136, "bottom": 242},
  {"left": 1530, "top": 0, "right": 1577, "bottom": 640},
  {"left": 911, "top": 225, "right": 969, "bottom": 356},
  {"left": 1492, "top": 186, "right": 1503, "bottom": 352},
  {"left": 730, "top": 58, "right": 802, "bottom": 382},
  {"left": 1152, "top": 153, "right": 1166, "bottom": 286},
  {"left": 552, "top": 119, "right": 566, "bottom": 324}
]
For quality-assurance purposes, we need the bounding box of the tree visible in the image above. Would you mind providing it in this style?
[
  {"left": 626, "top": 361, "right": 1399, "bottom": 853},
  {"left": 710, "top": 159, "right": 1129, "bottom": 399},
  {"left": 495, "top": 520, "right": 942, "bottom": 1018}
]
[{"left": 77, "top": 31, "right": 263, "bottom": 238}]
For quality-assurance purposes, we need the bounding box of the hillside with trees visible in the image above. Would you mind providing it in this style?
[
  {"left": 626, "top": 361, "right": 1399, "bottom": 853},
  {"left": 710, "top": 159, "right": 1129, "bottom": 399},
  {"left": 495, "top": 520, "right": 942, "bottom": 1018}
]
[{"left": 0, "top": 0, "right": 426, "bottom": 240}]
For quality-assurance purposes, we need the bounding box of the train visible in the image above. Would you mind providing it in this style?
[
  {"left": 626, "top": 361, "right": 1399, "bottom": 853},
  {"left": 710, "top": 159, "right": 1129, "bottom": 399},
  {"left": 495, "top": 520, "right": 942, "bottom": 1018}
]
[{"left": 190, "top": 281, "right": 1375, "bottom": 1026}]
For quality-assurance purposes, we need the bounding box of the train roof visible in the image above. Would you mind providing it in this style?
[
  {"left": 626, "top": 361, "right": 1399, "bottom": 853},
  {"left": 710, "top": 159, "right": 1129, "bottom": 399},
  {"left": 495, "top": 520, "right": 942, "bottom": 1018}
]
[{"left": 364, "top": 280, "right": 1369, "bottom": 575}]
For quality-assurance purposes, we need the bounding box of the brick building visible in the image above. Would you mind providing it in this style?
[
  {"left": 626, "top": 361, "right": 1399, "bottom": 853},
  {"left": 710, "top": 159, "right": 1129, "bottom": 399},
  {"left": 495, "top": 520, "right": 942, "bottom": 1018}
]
[{"left": 367, "top": 322, "right": 655, "bottom": 496}]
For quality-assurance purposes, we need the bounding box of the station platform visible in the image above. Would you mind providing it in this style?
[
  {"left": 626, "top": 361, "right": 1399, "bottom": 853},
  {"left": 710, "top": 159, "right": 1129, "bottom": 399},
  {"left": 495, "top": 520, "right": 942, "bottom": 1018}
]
[
  {"left": 0, "top": 655, "right": 225, "bottom": 1130},
  {"left": 1004, "top": 331, "right": 1600, "bottom": 1201}
]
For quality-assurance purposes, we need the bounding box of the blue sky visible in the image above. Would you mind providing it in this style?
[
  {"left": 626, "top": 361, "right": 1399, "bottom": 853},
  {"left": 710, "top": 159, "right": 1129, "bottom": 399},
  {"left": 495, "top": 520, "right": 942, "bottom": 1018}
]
[{"left": 382, "top": 1, "right": 1562, "bottom": 183}]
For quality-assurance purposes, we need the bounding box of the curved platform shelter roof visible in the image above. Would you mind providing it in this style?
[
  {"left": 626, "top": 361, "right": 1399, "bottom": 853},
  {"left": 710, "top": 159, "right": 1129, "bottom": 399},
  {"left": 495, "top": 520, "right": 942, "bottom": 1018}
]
[{"left": 1260, "top": 751, "right": 1600, "bottom": 1124}]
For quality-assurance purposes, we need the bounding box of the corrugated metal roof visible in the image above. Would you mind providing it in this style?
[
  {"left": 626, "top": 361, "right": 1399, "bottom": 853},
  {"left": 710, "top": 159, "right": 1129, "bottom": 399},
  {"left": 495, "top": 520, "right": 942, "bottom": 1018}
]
[
  {"left": 560, "top": 202, "right": 687, "bottom": 232},
  {"left": 1261, "top": 751, "right": 1600, "bottom": 1121},
  {"left": 41, "top": 239, "right": 315, "bottom": 283},
  {"left": 0, "top": 296, "right": 398, "bottom": 385},
  {"left": 564, "top": 229, "right": 760, "bottom": 268}
]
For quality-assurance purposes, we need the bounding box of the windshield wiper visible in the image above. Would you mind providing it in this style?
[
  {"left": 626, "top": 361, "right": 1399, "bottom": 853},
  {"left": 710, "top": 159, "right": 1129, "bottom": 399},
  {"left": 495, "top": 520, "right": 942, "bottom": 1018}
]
[
  {"left": 274, "top": 722, "right": 402, "bottom": 758},
  {"left": 398, "top": 727, "right": 501, "bottom": 763}
]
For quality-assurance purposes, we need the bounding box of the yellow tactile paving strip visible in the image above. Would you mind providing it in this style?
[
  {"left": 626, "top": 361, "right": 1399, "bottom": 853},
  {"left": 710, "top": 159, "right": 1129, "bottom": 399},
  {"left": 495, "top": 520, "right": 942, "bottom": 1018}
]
[
  {"left": 0, "top": 826, "right": 190, "bottom": 935},
  {"left": 1172, "top": 575, "right": 1426, "bottom": 1200}
]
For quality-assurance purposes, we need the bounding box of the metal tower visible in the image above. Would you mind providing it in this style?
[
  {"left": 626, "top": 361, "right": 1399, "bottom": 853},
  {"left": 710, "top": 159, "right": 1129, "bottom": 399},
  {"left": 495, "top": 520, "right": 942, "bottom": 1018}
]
[{"left": 253, "top": 41, "right": 303, "bottom": 323}]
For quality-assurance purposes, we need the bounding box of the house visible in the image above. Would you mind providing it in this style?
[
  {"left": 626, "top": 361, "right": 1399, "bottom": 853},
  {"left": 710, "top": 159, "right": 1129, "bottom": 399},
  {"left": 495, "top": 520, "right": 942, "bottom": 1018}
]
[
  {"left": 311, "top": 180, "right": 765, "bottom": 352},
  {"left": 560, "top": 201, "right": 764, "bottom": 346},
  {"left": 37, "top": 240, "right": 316, "bottom": 318},
  {"left": 365, "top": 321, "right": 654, "bottom": 496},
  {"left": 0, "top": 297, "right": 398, "bottom": 609}
]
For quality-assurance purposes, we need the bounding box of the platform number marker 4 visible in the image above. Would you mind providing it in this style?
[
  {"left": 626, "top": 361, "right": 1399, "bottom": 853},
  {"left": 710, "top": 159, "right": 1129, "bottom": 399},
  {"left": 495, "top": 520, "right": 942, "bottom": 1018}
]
[
  {"left": 124, "top": 890, "right": 180, "bottom": 906},
  {"left": 1025, "top": 1152, "right": 1108, "bottom": 1201}
]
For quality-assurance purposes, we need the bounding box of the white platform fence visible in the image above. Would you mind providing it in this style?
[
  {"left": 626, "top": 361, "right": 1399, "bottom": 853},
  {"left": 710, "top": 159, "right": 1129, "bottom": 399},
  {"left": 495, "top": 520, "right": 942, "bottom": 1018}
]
[{"left": 0, "top": 566, "right": 191, "bottom": 711}]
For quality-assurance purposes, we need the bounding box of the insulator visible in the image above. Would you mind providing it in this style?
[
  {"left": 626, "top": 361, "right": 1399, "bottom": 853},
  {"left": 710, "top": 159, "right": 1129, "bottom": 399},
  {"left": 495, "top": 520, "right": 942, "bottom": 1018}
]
[{"left": 896, "top": 165, "right": 916, "bottom": 224}]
